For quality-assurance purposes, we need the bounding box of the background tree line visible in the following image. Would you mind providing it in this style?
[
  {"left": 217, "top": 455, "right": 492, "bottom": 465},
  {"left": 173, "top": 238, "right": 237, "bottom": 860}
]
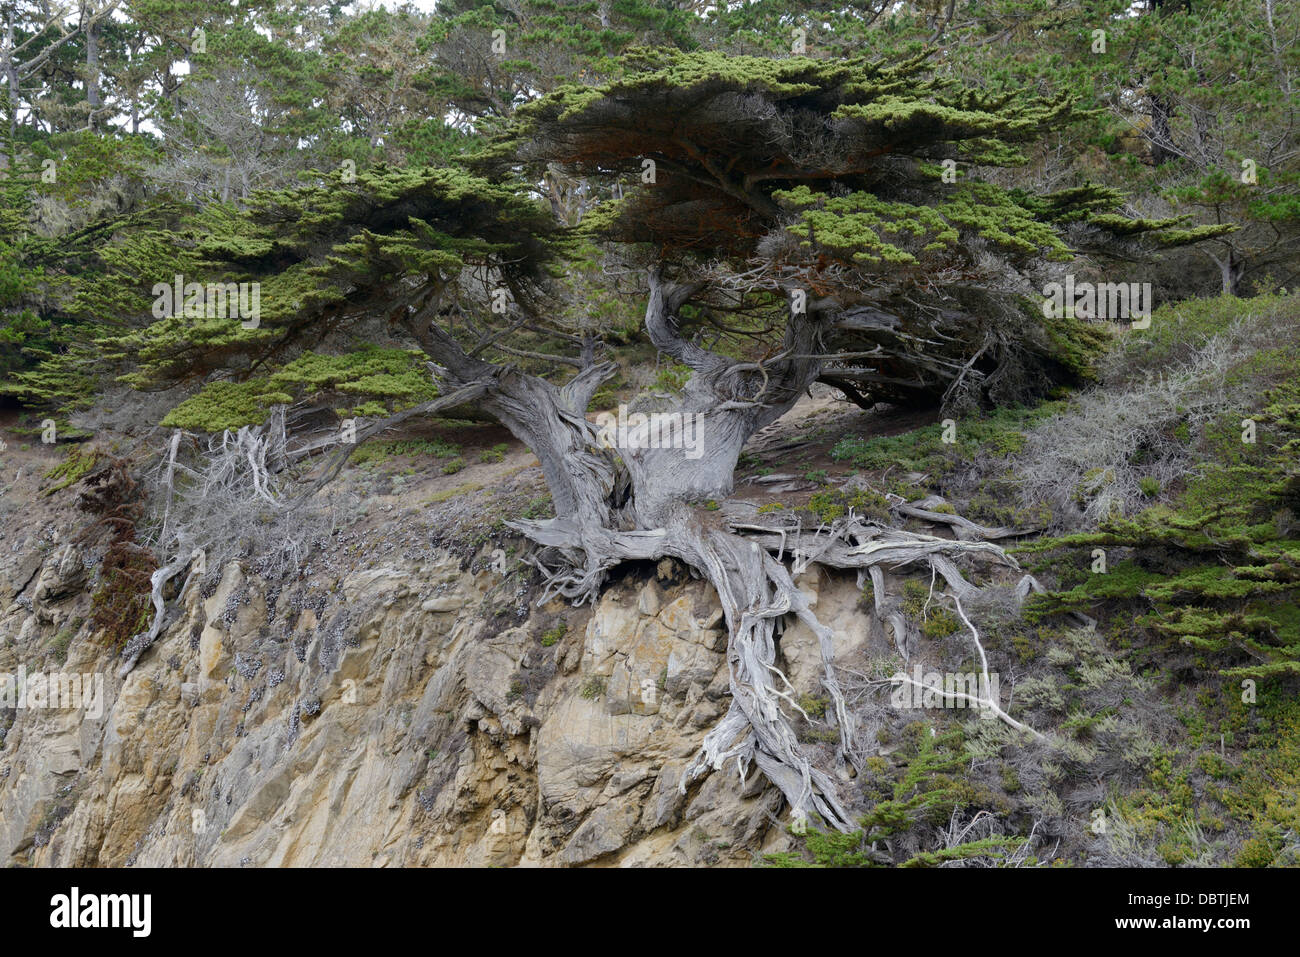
[{"left": 2, "top": 0, "right": 1296, "bottom": 395}]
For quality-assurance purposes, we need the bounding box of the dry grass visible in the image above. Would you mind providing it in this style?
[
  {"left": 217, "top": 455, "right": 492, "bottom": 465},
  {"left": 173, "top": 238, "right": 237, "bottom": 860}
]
[{"left": 1009, "top": 303, "right": 1295, "bottom": 531}]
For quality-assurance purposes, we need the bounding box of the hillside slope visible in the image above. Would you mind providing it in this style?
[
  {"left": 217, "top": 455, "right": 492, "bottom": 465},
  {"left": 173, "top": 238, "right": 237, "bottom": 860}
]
[{"left": 2, "top": 293, "right": 1299, "bottom": 867}]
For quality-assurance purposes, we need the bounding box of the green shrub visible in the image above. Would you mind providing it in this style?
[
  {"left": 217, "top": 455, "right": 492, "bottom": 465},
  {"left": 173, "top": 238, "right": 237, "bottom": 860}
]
[
  {"left": 798, "top": 694, "right": 829, "bottom": 718},
  {"left": 652, "top": 362, "right": 692, "bottom": 393},
  {"left": 43, "top": 448, "right": 98, "bottom": 495},
  {"left": 1025, "top": 377, "right": 1300, "bottom": 677},
  {"left": 830, "top": 402, "right": 1064, "bottom": 479},
  {"left": 801, "top": 487, "right": 892, "bottom": 525},
  {"left": 522, "top": 496, "right": 553, "bottom": 519},
  {"left": 764, "top": 725, "right": 1016, "bottom": 867},
  {"left": 351, "top": 436, "right": 461, "bottom": 468},
  {"left": 901, "top": 579, "right": 932, "bottom": 618},
  {"left": 921, "top": 607, "right": 960, "bottom": 639},
  {"left": 48, "top": 627, "right": 76, "bottom": 664}
]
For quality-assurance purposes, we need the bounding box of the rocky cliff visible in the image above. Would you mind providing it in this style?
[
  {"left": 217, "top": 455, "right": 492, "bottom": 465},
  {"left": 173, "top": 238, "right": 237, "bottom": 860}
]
[{"left": 0, "top": 459, "right": 876, "bottom": 866}]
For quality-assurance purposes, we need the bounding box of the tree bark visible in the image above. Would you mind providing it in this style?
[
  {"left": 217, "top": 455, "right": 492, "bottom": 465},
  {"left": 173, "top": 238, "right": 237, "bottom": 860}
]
[
  {"left": 1211, "top": 248, "right": 1245, "bottom": 296},
  {"left": 85, "top": 14, "right": 101, "bottom": 129}
]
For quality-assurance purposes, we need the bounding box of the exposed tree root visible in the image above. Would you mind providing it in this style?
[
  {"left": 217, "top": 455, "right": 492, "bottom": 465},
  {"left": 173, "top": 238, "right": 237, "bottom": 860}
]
[
  {"left": 119, "top": 386, "right": 499, "bottom": 677},
  {"left": 117, "top": 550, "right": 198, "bottom": 677},
  {"left": 894, "top": 494, "right": 1037, "bottom": 541},
  {"left": 120, "top": 411, "right": 297, "bottom": 676},
  {"left": 512, "top": 497, "right": 1039, "bottom": 833}
]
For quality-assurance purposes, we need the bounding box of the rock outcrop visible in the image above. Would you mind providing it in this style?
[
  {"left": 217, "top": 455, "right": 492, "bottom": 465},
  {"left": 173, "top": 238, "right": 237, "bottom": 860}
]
[{"left": 0, "top": 519, "right": 876, "bottom": 866}]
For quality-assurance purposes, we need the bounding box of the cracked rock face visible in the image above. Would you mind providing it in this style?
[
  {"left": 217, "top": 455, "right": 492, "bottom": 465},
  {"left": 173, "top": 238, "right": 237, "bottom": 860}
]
[{"left": 0, "top": 536, "right": 874, "bottom": 867}]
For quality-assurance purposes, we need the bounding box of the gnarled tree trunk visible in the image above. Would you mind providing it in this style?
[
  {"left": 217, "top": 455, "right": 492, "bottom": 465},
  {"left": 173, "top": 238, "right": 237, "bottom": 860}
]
[{"left": 404, "top": 266, "right": 1029, "bottom": 831}]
